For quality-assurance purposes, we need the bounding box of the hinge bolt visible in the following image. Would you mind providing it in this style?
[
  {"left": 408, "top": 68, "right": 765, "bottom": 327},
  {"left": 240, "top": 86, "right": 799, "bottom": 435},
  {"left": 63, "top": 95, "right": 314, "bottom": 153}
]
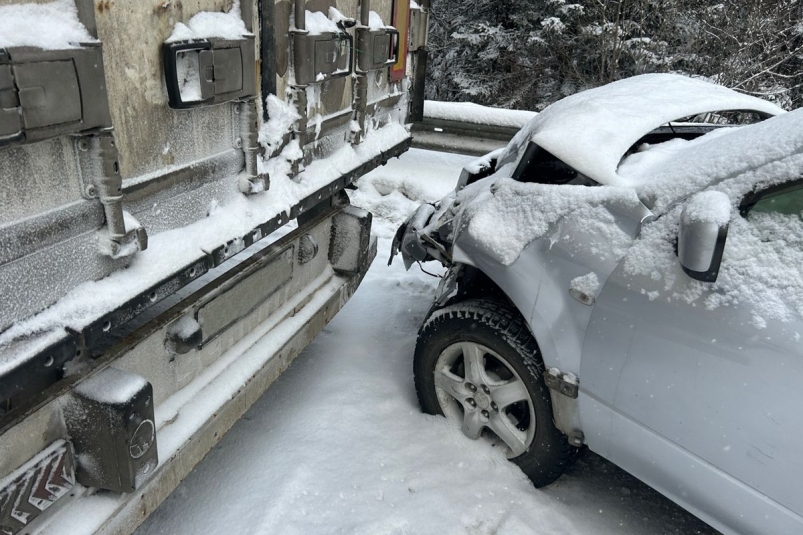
[{"left": 235, "top": 137, "right": 243, "bottom": 149}]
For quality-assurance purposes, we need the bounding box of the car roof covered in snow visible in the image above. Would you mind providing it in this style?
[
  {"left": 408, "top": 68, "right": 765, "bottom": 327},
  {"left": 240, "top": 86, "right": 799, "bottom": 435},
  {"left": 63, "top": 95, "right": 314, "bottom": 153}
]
[
  {"left": 526, "top": 73, "right": 785, "bottom": 187},
  {"left": 618, "top": 107, "right": 803, "bottom": 213}
]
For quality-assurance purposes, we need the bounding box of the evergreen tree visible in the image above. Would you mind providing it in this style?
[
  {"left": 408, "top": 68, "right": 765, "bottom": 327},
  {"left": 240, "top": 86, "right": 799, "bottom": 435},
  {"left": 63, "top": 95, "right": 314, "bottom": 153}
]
[{"left": 427, "top": 0, "right": 803, "bottom": 110}]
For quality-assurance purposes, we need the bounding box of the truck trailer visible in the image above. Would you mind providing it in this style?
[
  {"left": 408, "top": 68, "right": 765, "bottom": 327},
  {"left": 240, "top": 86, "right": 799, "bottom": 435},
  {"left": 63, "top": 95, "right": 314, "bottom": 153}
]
[{"left": 0, "top": 0, "right": 429, "bottom": 532}]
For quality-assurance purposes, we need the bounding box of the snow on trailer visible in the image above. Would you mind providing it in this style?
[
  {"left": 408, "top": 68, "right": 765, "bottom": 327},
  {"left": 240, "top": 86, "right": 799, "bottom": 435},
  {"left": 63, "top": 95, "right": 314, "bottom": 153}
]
[{"left": 0, "top": 0, "right": 429, "bottom": 533}]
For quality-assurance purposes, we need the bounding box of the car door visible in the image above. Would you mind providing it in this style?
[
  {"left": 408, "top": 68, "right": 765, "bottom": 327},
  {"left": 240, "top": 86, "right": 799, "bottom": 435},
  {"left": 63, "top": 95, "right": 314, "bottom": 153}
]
[{"left": 580, "top": 182, "right": 803, "bottom": 533}]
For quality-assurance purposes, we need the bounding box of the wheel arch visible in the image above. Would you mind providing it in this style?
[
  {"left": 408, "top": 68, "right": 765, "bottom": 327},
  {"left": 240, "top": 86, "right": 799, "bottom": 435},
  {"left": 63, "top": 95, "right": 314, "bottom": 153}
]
[
  {"left": 448, "top": 262, "right": 564, "bottom": 374},
  {"left": 446, "top": 263, "right": 584, "bottom": 441},
  {"left": 414, "top": 297, "right": 578, "bottom": 485}
]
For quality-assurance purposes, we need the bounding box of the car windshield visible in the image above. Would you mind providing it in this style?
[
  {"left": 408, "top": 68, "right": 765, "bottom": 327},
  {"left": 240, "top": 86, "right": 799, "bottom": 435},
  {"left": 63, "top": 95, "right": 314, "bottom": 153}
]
[
  {"left": 512, "top": 142, "right": 596, "bottom": 186},
  {"left": 495, "top": 116, "right": 541, "bottom": 172}
]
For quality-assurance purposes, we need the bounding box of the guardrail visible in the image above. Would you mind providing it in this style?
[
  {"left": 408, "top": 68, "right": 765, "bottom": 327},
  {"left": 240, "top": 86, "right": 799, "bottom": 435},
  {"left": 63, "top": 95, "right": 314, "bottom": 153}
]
[{"left": 411, "top": 100, "right": 536, "bottom": 156}]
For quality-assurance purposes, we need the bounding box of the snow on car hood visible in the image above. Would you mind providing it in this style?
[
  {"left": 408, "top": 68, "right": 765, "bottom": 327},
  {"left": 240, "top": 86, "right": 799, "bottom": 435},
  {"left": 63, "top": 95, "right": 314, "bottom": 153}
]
[
  {"left": 527, "top": 73, "right": 784, "bottom": 187},
  {"left": 449, "top": 178, "right": 643, "bottom": 266}
]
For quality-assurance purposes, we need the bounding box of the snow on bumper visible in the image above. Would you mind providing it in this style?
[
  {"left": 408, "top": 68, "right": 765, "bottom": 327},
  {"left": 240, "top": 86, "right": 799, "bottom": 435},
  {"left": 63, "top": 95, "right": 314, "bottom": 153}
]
[{"left": 0, "top": 203, "right": 377, "bottom": 535}]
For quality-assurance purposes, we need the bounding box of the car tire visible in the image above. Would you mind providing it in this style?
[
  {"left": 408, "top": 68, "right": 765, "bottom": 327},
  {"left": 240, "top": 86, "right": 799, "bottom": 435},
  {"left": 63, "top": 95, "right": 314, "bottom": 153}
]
[{"left": 414, "top": 298, "right": 576, "bottom": 487}]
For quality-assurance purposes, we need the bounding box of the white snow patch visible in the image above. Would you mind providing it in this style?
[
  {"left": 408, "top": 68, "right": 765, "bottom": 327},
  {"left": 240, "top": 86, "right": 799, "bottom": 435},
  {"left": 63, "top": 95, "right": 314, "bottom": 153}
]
[
  {"left": 167, "top": 315, "right": 200, "bottom": 340},
  {"left": 684, "top": 191, "right": 731, "bottom": 226},
  {"left": 367, "top": 11, "right": 389, "bottom": 30},
  {"left": 327, "top": 7, "right": 351, "bottom": 26},
  {"left": 0, "top": 0, "right": 96, "bottom": 50},
  {"left": 464, "top": 147, "right": 506, "bottom": 174},
  {"left": 570, "top": 272, "right": 600, "bottom": 299},
  {"left": 640, "top": 289, "right": 660, "bottom": 301},
  {"left": 349, "top": 149, "right": 473, "bottom": 238},
  {"left": 258, "top": 95, "right": 300, "bottom": 155},
  {"left": 525, "top": 73, "right": 784, "bottom": 188},
  {"left": 304, "top": 10, "right": 339, "bottom": 35},
  {"left": 462, "top": 179, "right": 641, "bottom": 265},
  {"left": 625, "top": 201, "right": 803, "bottom": 327},
  {"left": 73, "top": 367, "right": 147, "bottom": 405},
  {"left": 166, "top": 1, "right": 251, "bottom": 42},
  {"left": 425, "top": 101, "right": 537, "bottom": 129},
  {"left": 619, "top": 108, "right": 803, "bottom": 214}
]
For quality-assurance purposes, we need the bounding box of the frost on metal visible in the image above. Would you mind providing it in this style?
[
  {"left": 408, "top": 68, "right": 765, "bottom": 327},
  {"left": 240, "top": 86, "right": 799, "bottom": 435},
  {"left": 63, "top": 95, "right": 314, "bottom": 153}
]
[
  {"left": 0, "top": 118, "right": 408, "bottom": 365},
  {"left": 175, "top": 51, "right": 203, "bottom": 102}
]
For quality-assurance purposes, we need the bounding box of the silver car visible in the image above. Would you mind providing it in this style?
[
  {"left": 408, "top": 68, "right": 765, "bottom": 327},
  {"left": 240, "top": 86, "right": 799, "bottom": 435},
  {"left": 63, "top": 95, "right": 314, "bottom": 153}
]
[{"left": 394, "top": 73, "right": 803, "bottom": 534}]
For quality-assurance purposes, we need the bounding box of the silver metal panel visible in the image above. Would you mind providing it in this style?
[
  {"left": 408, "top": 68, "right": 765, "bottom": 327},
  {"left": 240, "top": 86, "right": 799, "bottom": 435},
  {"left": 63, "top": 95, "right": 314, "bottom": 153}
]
[
  {"left": 583, "top": 255, "right": 803, "bottom": 518},
  {"left": 0, "top": 230, "right": 126, "bottom": 331},
  {"left": 0, "top": 137, "right": 84, "bottom": 226},
  {"left": 121, "top": 149, "right": 243, "bottom": 235},
  {"left": 196, "top": 246, "right": 294, "bottom": 346}
]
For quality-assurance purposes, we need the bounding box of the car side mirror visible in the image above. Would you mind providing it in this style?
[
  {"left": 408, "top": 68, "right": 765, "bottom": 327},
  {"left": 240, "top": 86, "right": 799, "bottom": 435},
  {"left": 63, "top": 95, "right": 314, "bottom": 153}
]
[{"left": 678, "top": 191, "right": 730, "bottom": 283}]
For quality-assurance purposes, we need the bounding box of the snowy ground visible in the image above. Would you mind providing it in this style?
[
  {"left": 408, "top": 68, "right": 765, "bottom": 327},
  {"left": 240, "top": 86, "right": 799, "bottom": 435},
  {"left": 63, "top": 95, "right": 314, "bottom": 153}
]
[{"left": 136, "top": 149, "right": 717, "bottom": 535}]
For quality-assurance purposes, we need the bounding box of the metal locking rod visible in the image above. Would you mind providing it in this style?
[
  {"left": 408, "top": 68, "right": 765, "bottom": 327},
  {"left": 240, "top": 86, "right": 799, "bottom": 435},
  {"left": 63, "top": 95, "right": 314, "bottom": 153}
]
[
  {"left": 89, "top": 131, "right": 148, "bottom": 258},
  {"left": 238, "top": 98, "right": 269, "bottom": 194},
  {"left": 97, "top": 133, "right": 126, "bottom": 240},
  {"left": 352, "top": 0, "right": 371, "bottom": 145}
]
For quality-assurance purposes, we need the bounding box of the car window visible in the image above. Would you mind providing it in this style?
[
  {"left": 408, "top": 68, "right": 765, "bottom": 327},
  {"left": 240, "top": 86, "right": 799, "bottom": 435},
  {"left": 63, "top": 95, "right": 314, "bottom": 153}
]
[
  {"left": 741, "top": 181, "right": 803, "bottom": 219},
  {"left": 512, "top": 142, "right": 596, "bottom": 186}
]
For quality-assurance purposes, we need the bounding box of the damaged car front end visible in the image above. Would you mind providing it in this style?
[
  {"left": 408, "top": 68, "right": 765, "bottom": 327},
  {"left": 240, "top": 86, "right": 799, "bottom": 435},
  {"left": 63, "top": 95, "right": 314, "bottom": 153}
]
[{"left": 391, "top": 73, "right": 803, "bottom": 535}]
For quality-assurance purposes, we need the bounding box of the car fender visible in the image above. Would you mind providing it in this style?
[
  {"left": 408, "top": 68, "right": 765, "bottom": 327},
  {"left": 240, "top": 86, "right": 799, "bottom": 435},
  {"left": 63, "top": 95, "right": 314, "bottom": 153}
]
[{"left": 451, "top": 199, "right": 653, "bottom": 436}]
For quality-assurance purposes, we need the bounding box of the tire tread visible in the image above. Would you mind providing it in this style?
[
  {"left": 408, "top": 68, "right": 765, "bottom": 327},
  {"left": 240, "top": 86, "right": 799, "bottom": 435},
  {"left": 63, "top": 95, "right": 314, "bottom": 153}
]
[{"left": 415, "top": 299, "right": 576, "bottom": 487}]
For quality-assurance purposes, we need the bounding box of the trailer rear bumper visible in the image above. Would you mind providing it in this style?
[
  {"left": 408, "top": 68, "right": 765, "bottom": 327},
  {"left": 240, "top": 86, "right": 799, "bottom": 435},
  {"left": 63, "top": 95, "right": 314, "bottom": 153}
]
[{"left": 1, "top": 202, "right": 377, "bottom": 535}]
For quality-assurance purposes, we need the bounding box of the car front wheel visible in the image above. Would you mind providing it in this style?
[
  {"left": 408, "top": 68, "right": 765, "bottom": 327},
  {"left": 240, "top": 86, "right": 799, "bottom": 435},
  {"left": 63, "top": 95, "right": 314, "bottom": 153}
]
[{"left": 414, "top": 299, "right": 575, "bottom": 487}]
